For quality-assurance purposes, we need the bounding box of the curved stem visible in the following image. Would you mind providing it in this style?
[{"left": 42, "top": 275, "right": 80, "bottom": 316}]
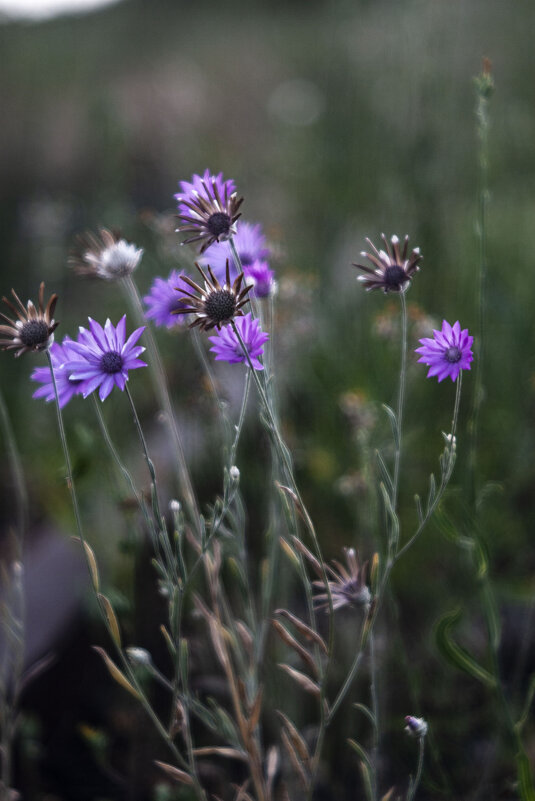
[{"left": 406, "top": 737, "right": 425, "bottom": 801}]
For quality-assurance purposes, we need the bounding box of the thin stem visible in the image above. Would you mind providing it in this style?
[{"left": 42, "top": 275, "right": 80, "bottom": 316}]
[
  {"left": 406, "top": 737, "right": 425, "bottom": 801},
  {"left": 122, "top": 275, "right": 200, "bottom": 534},
  {"left": 370, "top": 631, "right": 379, "bottom": 801},
  {"left": 393, "top": 290, "right": 408, "bottom": 512},
  {"left": 395, "top": 372, "right": 462, "bottom": 562}
]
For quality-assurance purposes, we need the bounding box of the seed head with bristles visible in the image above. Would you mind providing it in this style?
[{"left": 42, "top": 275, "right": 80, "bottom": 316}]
[
  {"left": 174, "top": 261, "right": 251, "bottom": 331},
  {"left": 0, "top": 282, "right": 58, "bottom": 357},
  {"left": 353, "top": 234, "right": 422, "bottom": 293}
]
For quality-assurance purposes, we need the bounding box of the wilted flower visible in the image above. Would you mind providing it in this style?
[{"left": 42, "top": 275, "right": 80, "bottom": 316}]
[
  {"left": 175, "top": 170, "right": 243, "bottom": 253},
  {"left": 70, "top": 228, "right": 143, "bottom": 280},
  {"left": 353, "top": 234, "right": 422, "bottom": 293},
  {"left": 63, "top": 316, "right": 146, "bottom": 401},
  {"left": 415, "top": 320, "right": 474, "bottom": 382},
  {"left": 174, "top": 262, "right": 251, "bottom": 331},
  {"left": 201, "top": 220, "right": 270, "bottom": 278},
  {"left": 314, "top": 548, "right": 371, "bottom": 611},
  {"left": 0, "top": 282, "right": 58, "bottom": 357},
  {"left": 143, "top": 269, "right": 189, "bottom": 329},
  {"left": 31, "top": 337, "right": 83, "bottom": 407},
  {"left": 404, "top": 716, "right": 428, "bottom": 738},
  {"left": 208, "top": 312, "right": 268, "bottom": 370}
]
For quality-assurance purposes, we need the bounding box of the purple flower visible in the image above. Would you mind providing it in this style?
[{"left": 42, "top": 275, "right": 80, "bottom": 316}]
[
  {"left": 174, "top": 170, "right": 243, "bottom": 253},
  {"left": 208, "top": 312, "right": 268, "bottom": 370},
  {"left": 143, "top": 270, "right": 189, "bottom": 329},
  {"left": 30, "top": 337, "right": 83, "bottom": 408},
  {"left": 244, "top": 260, "right": 274, "bottom": 298},
  {"left": 201, "top": 221, "right": 270, "bottom": 279},
  {"left": 415, "top": 320, "right": 474, "bottom": 382},
  {"left": 64, "top": 316, "right": 147, "bottom": 401}
]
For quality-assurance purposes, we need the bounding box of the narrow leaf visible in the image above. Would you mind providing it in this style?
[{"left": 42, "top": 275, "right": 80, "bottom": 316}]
[
  {"left": 274, "top": 609, "right": 327, "bottom": 654},
  {"left": 193, "top": 747, "right": 246, "bottom": 761},
  {"left": 278, "top": 663, "right": 320, "bottom": 696},
  {"left": 271, "top": 619, "right": 318, "bottom": 677},
  {"left": 277, "top": 711, "right": 310, "bottom": 763},
  {"left": 515, "top": 751, "right": 535, "bottom": 801},
  {"left": 154, "top": 761, "right": 194, "bottom": 786},
  {"left": 376, "top": 450, "right": 394, "bottom": 499},
  {"left": 72, "top": 537, "right": 99, "bottom": 591},
  {"left": 353, "top": 702, "right": 377, "bottom": 730},
  {"left": 281, "top": 730, "right": 309, "bottom": 790},
  {"left": 98, "top": 594, "right": 121, "bottom": 647},
  {"left": 434, "top": 609, "right": 496, "bottom": 688},
  {"left": 382, "top": 403, "right": 399, "bottom": 449},
  {"left": 92, "top": 647, "right": 140, "bottom": 699}
]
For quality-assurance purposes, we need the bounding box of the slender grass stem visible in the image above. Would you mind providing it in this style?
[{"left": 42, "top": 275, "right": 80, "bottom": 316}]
[
  {"left": 122, "top": 275, "right": 200, "bottom": 534},
  {"left": 393, "top": 290, "right": 408, "bottom": 513},
  {"left": 406, "top": 737, "right": 425, "bottom": 801}
]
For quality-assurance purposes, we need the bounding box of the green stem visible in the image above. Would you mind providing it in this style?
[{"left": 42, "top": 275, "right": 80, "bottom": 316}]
[
  {"left": 406, "top": 737, "right": 425, "bottom": 801},
  {"left": 122, "top": 275, "right": 200, "bottom": 534}
]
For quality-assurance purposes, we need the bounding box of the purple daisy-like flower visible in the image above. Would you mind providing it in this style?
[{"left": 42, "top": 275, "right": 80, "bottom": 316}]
[
  {"left": 30, "top": 337, "right": 83, "bottom": 408},
  {"left": 64, "top": 316, "right": 147, "bottom": 401},
  {"left": 201, "top": 221, "right": 270, "bottom": 278},
  {"left": 174, "top": 170, "right": 243, "bottom": 253},
  {"left": 143, "top": 270, "right": 189, "bottom": 329},
  {"left": 208, "top": 312, "right": 268, "bottom": 370},
  {"left": 244, "top": 260, "right": 275, "bottom": 299},
  {"left": 415, "top": 320, "right": 474, "bottom": 382}
]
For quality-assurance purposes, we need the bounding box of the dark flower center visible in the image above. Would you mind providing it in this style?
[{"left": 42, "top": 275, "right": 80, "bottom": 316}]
[
  {"left": 100, "top": 350, "right": 123, "bottom": 374},
  {"left": 204, "top": 289, "right": 237, "bottom": 323},
  {"left": 445, "top": 346, "right": 461, "bottom": 363},
  {"left": 384, "top": 264, "right": 408, "bottom": 288},
  {"left": 207, "top": 212, "right": 232, "bottom": 238},
  {"left": 20, "top": 319, "right": 50, "bottom": 347}
]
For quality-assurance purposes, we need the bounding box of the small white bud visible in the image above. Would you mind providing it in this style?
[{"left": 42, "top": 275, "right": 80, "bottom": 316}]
[
  {"left": 229, "top": 465, "right": 240, "bottom": 482},
  {"left": 169, "top": 499, "right": 181, "bottom": 514},
  {"left": 126, "top": 647, "right": 152, "bottom": 666}
]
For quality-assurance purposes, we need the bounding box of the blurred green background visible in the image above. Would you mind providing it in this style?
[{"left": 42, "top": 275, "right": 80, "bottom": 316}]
[{"left": 1, "top": 0, "right": 535, "bottom": 798}]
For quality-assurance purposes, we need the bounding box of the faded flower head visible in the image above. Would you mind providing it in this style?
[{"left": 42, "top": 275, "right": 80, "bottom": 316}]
[
  {"left": 404, "top": 716, "right": 428, "bottom": 738},
  {"left": 143, "top": 269, "right": 189, "bottom": 329},
  {"left": 415, "top": 320, "right": 474, "bottom": 382},
  {"left": 0, "top": 282, "right": 58, "bottom": 357},
  {"left": 174, "top": 262, "right": 251, "bottom": 331},
  {"left": 200, "top": 221, "right": 270, "bottom": 280},
  {"left": 175, "top": 170, "right": 243, "bottom": 253},
  {"left": 209, "top": 312, "right": 268, "bottom": 370},
  {"left": 354, "top": 234, "right": 422, "bottom": 293},
  {"left": 63, "top": 315, "right": 146, "bottom": 401},
  {"left": 314, "top": 548, "right": 371, "bottom": 611},
  {"left": 71, "top": 228, "right": 143, "bottom": 280},
  {"left": 31, "top": 336, "right": 83, "bottom": 407},
  {"left": 244, "top": 260, "right": 275, "bottom": 298}
]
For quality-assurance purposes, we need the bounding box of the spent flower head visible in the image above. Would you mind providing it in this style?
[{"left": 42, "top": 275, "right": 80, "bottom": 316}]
[
  {"left": 174, "top": 262, "right": 251, "bottom": 331},
  {"left": 0, "top": 282, "right": 58, "bottom": 357},
  {"left": 143, "top": 269, "right": 190, "bottom": 329},
  {"left": 71, "top": 228, "right": 143, "bottom": 280},
  {"left": 175, "top": 170, "right": 243, "bottom": 253},
  {"left": 31, "top": 337, "right": 83, "bottom": 407},
  {"left": 63, "top": 315, "right": 146, "bottom": 401},
  {"left": 209, "top": 312, "right": 268, "bottom": 370},
  {"left": 415, "top": 320, "right": 474, "bottom": 382},
  {"left": 354, "top": 234, "right": 422, "bottom": 293},
  {"left": 314, "top": 548, "right": 371, "bottom": 611}
]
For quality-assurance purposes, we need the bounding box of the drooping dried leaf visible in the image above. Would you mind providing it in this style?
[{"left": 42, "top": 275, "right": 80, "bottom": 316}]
[
  {"left": 277, "top": 711, "right": 310, "bottom": 763},
  {"left": 98, "top": 593, "right": 121, "bottom": 647},
  {"left": 279, "top": 537, "right": 300, "bottom": 567},
  {"left": 281, "top": 729, "right": 309, "bottom": 790},
  {"left": 290, "top": 536, "right": 323, "bottom": 577},
  {"left": 92, "top": 647, "right": 139, "bottom": 699},
  {"left": 271, "top": 619, "right": 318, "bottom": 677},
  {"left": 154, "top": 760, "right": 194, "bottom": 785},
  {"left": 274, "top": 609, "right": 328, "bottom": 654},
  {"left": 235, "top": 620, "right": 254, "bottom": 661},
  {"left": 278, "top": 663, "right": 320, "bottom": 696},
  {"left": 248, "top": 687, "right": 263, "bottom": 734}
]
